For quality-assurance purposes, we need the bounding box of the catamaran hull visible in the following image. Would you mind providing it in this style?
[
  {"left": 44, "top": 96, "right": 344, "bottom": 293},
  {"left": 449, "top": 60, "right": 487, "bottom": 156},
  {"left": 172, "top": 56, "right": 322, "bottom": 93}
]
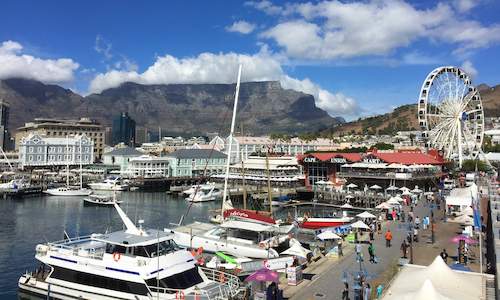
[{"left": 18, "top": 275, "right": 151, "bottom": 300}]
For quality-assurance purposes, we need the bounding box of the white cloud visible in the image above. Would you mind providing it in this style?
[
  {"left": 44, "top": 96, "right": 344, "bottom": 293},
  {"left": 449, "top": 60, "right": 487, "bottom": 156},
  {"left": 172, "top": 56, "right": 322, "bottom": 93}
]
[
  {"left": 453, "top": 0, "right": 479, "bottom": 13},
  {"left": 244, "top": 0, "right": 283, "bottom": 15},
  {"left": 0, "top": 40, "right": 79, "bottom": 83},
  {"left": 94, "top": 35, "right": 112, "bottom": 60},
  {"left": 460, "top": 60, "right": 478, "bottom": 79},
  {"left": 89, "top": 50, "right": 359, "bottom": 117},
  {"left": 254, "top": 0, "right": 500, "bottom": 61},
  {"left": 226, "top": 21, "right": 256, "bottom": 34}
]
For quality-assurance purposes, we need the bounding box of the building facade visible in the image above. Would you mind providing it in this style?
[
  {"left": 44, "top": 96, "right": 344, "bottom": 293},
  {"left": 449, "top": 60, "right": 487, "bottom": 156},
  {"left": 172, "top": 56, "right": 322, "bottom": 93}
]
[
  {"left": 112, "top": 112, "right": 136, "bottom": 146},
  {"left": 19, "top": 134, "right": 94, "bottom": 168},
  {"left": 102, "top": 147, "right": 143, "bottom": 172},
  {"left": 15, "top": 118, "right": 105, "bottom": 160},
  {"left": 123, "top": 155, "right": 170, "bottom": 178},
  {"left": 166, "top": 149, "right": 226, "bottom": 177},
  {"left": 214, "top": 135, "right": 336, "bottom": 164}
]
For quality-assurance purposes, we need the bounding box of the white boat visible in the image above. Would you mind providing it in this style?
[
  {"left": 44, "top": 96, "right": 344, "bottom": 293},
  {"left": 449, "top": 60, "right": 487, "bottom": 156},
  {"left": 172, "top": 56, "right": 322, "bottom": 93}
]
[
  {"left": 0, "top": 178, "right": 30, "bottom": 191},
  {"left": 83, "top": 194, "right": 122, "bottom": 206},
  {"left": 18, "top": 204, "right": 240, "bottom": 300},
  {"left": 171, "top": 220, "right": 292, "bottom": 259},
  {"left": 185, "top": 185, "right": 222, "bottom": 202},
  {"left": 44, "top": 186, "right": 92, "bottom": 196},
  {"left": 181, "top": 183, "right": 215, "bottom": 196},
  {"left": 89, "top": 176, "right": 129, "bottom": 191}
]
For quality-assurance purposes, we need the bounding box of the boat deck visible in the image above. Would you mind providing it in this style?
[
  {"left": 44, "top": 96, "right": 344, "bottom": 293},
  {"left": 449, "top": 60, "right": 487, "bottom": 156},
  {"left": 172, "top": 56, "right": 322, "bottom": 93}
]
[{"left": 175, "top": 222, "right": 216, "bottom": 235}]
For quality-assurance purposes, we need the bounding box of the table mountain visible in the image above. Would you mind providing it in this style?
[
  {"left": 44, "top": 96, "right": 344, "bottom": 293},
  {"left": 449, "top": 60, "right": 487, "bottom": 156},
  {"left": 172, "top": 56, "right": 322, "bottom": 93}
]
[{"left": 0, "top": 78, "right": 343, "bottom": 135}]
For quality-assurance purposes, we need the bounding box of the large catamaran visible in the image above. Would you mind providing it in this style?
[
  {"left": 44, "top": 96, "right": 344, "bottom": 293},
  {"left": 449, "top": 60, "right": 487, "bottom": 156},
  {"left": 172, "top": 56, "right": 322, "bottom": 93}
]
[{"left": 18, "top": 204, "right": 239, "bottom": 299}]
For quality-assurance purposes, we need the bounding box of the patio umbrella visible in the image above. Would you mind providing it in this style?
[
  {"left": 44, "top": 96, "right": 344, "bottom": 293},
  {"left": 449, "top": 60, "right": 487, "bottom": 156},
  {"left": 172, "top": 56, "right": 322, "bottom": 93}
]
[
  {"left": 376, "top": 202, "right": 392, "bottom": 209},
  {"left": 370, "top": 184, "right": 382, "bottom": 190},
  {"left": 345, "top": 194, "right": 355, "bottom": 199},
  {"left": 347, "top": 183, "right": 358, "bottom": 188},
  {"left": 340, "top": 203, "right": 354, "bottom": 209},
  {"left": 281, "top": 243, "right": 312, "bottom": 258},
  {"left": 317, "top": 231, "right": 342, "bottom": 241},
  {"left": 386, "top": 185, "right": 399, "bottom": 191},
  {"left": 356, "top": 211, "right": 376, "bottom": 219},
  {"left": 244, "top": 268, "right": 279, "bottom": 283},
  {"left": 387, "top": 197, "right": 400, "bottom": 205},
  {"left": 412, "top": 186, "right": 423, "bottom": 193},
  {"left": 400, "top": 186, "right": 410, "bottom": 192},
  {"left": 401, "top": 190, "right": 413, "bottom": 196},
  {"left": 350, "top": 220, "right": 370, "bottom": 230},
  {"left": 393, "top": 195, "right": 405, "bottom": 202},
  {"left": 326, "top": 181, "right": 335, "bottom": 185},
  {"left": 450, "top": 234, "right": 478, "bottom": 244}
]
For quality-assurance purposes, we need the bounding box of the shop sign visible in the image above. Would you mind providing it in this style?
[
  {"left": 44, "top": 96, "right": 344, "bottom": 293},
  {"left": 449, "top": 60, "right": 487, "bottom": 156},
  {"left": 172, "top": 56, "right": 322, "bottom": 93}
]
[
  {"left": 303, "top": 157, "right": 317, "bottom": 163},
  {"left": 330, "top": 157, "right": 347, "bottom": 164},
  {"left": 363, "top": 158, "right": 381, "bottom": 164}
]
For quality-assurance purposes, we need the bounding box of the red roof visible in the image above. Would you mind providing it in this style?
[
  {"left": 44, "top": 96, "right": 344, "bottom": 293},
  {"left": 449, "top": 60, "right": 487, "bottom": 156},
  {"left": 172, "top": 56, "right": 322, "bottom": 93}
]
[
  {"left": 372, "top": 152, "right": 443, "bottom": 165},
  {"left": 298, "top": 152, "right": 362, "bottom": 162}
]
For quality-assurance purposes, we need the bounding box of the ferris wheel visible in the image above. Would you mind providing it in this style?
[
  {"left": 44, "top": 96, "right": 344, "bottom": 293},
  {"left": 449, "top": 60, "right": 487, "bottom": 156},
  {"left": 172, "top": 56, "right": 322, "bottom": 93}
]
[{"left": 418, "top": 66, "right": 484, "bottom": 168}]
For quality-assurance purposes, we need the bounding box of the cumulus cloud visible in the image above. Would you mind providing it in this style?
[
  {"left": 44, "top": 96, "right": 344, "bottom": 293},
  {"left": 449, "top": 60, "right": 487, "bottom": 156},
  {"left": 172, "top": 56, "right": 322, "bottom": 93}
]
[
  {"left": 254, "top": 0, "right": 500, "bottom": 61},
  {"left": 453, "top": 0, "right": 479, "bottom": 13},
  {"left": 244, "top": 0, "right": 284, "bottom": 15},
  {"left": 89, "top": 50, "right": 359, "bottom": 117},
  {"left": 226, "top": 21, "right": 256, "bottom": 34},
  {"left": 460, "top": 60, "right": 478, "bottom": 79},
  {"left": 0, "top": 40, "right": 79, "bottom": 83}
]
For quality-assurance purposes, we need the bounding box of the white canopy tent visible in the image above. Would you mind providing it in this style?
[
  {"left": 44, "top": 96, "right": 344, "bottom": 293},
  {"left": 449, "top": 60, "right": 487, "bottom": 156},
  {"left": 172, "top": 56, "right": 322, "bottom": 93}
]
[
  {"left": 350, "top": 220, "right": 370, "bottom": 230},
  {"left": 381, "top": 256, "right": 489, "bottom": 300},
  {"left": 376, "top": 202, "right": 392, "bottom": 209},
  {"left": 340, "top": 203, "right": 354, "bottom": 209},
  {"left": 387, "top": 197, "right": 402, "bottom": 205},
  {"left": 370, "top": 184, "right": 383, "bottom": 190},
  {"left": 445, "top": 184, "right": 478, "bottom": 208},
  {"left": 386, "top": 185, "right": 399, "bottom": 191},
  {"left": 346, "top": 183, "right": 358, "bottom": 188},
  {"left": 448, "top": 214, "right": 474, "bottom": 226},
  {"left": 317, "top": 231, "right": 342, "bottom": 241},
  {"left": 281, "top": 241, "right": 312, "bottom": 258},
  {"left": 357, "top": 211, "right": 377, "bottom": 219}
]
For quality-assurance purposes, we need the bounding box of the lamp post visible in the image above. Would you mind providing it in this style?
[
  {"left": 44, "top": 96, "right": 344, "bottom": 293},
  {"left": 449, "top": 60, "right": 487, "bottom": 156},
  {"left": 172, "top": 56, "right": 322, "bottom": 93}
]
[{"left": 408, "top": 222, "right": 414, "bottom": 264}]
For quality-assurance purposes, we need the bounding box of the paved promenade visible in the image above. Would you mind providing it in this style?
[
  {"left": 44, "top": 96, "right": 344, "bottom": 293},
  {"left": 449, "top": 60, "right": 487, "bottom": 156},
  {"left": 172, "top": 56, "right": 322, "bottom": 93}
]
[{"left": 283, "top": 197, "right": 468, "bottom": 300}]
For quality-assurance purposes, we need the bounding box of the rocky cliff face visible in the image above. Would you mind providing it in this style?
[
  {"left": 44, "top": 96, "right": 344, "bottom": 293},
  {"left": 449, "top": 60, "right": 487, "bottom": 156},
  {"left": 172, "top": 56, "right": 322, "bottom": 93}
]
[{"left": 0, "top": 78, "right": 343, "bottom": 135}]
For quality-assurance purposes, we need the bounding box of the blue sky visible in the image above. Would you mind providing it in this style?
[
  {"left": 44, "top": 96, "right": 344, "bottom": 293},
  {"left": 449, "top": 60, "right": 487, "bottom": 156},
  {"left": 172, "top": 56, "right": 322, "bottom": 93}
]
[{"left": 0, "top": 0, "right": 499, "bottom": 120}]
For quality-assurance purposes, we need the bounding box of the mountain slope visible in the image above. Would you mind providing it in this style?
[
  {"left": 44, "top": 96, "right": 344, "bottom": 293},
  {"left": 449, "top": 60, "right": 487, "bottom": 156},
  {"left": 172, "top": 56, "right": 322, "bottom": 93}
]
[
  {"left": 329, "top": 83, "right": 500, "bottom": 136},
  {"left": 0, "top": 78, "right": 342, "bottom": 135}
]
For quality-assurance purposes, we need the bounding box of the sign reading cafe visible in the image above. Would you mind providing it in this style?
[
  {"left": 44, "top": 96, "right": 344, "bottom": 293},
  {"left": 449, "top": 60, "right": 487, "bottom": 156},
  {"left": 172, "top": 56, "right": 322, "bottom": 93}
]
[{"left": 303, "top": 157, "right": 317, "bottom": 163}]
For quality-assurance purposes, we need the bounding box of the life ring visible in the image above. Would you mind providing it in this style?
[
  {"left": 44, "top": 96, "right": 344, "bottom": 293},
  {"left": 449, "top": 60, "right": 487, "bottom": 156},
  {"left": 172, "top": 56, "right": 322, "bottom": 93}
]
[
  {"left": 112, "top": 252, "right": 121, "bottom": 262},
  {"left": 219, "top": 272, "right": 226, "bottom": 283},
  {"left": 175, "top": 290, "right": 185, "bottom": 300},
  {"left": 197, "top": 257, "right": 205, "bottom": 265}
]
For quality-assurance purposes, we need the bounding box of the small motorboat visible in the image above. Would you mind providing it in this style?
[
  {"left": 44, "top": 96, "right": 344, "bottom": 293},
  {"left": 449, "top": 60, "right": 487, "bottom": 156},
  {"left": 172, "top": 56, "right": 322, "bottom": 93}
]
[{"left": 83, "top": 194, "right": 122, "bottom": 206}]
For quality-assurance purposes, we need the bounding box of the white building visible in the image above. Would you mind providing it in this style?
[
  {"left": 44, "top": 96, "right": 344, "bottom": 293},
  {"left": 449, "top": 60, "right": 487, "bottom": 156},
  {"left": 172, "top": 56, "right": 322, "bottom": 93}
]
[
  {"left": 19, "top": 134, "right": 94, "bottom": 168},
  {"left": 102, "top": 147, "right": 143, "bottom": 172},
  {"left": 166, "top": 149, "right": 226, "bottom": 177},
  {"left": 485, "top": 129, "right": 500, "bottom": 145},
  {"left": 123, "top": 155, "right": 170, "bottom": 178},
  {"left": 212, "top": 136, "right": 336, "bottom": 163}
]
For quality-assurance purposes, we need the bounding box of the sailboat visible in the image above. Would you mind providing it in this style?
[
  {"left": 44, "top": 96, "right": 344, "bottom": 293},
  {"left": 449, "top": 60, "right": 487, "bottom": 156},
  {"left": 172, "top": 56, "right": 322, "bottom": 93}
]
[
  {"left": 170, "top": 65, "right": 290, "bottom": 259},
  {"left": 44, "top": 135, "right": 92, "bottom": 196}
]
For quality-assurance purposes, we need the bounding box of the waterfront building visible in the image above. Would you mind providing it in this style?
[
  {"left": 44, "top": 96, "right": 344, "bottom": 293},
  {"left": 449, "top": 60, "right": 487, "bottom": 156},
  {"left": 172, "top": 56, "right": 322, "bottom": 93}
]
[
  {"left": 485, "top": 129, "right": 500, "bottom": 145},
  {"left": 211, "top": 155, "right": 302, "bottom": 186},
  {"left": 0, "top": 100, "right": 12, "bottom": 150},
  {"left": 15, "top": 118, "right": 105, "bottom": 160},
  {"left": 102, "top": 146, "right": 143, "bottom": 172},
  {"left": 123, "top": 155, "right": 170, "bottom": 178},
  {"left": 299, "top": 149, "right": 444, "bottom": 188},
  {"left": 214, "top": 135, "right": 336, "bottom": 164},
  {"left": 166, "top": 149, "right": 226, "bottom": 177},
  {"left": 111, "top": 112, "right": 136, "bottom": 146},
  {"left": 19, "top": 133, "right": 94, "bottom": 169}
]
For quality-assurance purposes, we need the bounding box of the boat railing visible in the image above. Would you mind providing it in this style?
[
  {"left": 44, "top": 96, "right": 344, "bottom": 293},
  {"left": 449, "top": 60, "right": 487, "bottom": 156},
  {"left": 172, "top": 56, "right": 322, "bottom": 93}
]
[{"left": 148, "top": 267, "right": 240, "bottom": 299}]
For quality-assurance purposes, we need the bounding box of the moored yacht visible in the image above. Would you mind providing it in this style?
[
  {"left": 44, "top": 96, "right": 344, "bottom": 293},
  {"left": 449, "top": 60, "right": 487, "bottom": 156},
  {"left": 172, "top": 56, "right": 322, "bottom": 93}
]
[
  {"left": 18, "top": 204, "right": 240, "bottom": 299},
  {"left": 44, "top": 186, "right": 92, "bottom": 196},
  {"left": 185, "top": 185, "right": 222, "bottom": 202},
  {"left": 89, "top": 176, "right": 129, "bottom": 191},
  {"left": 171, "top": 220, "right": 292, "bottom": 259},
  {"left": 182, "top": 183, "right": 216, "bottom": 196}
]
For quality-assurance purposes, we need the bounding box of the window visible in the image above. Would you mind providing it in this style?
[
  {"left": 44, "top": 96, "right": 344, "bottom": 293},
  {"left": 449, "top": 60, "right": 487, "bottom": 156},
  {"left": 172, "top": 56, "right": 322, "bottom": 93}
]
[
  {"left": 50, "top": 266, "right": 149, "bottom": 295},
  {"left": 29, "top": 147, "right": 34, "bottom": 153},
  {"left": 145, "top": 267, "right": 203, "bottom": 291}
]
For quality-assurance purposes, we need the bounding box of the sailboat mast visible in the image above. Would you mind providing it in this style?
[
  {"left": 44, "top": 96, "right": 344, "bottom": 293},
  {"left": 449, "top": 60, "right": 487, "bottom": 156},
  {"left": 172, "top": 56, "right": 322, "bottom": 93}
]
[
  {"left": 79, "top": 137, "right": 83, "bottom": 189},
  {"left": 265, "top": 152, "right": 272, "bottom": 216},
  {"left": 222, "top": 64, "right": 242, "bottom": 216},
  {"left": 241, "top": 149, "right": 247, "bottom": 210}
]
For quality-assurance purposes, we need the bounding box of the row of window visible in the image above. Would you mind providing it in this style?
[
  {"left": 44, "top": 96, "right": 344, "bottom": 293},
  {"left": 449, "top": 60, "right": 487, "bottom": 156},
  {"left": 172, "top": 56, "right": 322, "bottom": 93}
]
[
  {"left": 50, "top": 266, "right": 149, "bottom": 295},
  {"left": 25, "top": 154, "right": 91, "bottom": 162},
  {"left": 45, "top": 131, "right": 104, "bottom": 137},
  {"left": 27, "top": 146, "right": 92, "bottom": 153}
]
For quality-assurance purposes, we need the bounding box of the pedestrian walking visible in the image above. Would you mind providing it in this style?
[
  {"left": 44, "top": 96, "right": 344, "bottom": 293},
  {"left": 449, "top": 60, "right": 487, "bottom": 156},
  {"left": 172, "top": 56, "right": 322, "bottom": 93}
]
[
  {"left": 413, "top": 228, "right": 419, "bottom": 242},
  {"left": 368, "top": 242, "right": 376, "bottom": 263},
  {"left": 415, "top": 216, "right": 420, "bottom": 229},
  {"left": 355, "top": 243, "right": 362, "bottom": 254},
  {"left": 440, "top": 248, "right": 448, "bottom": 263},
  {"left": 391, "top": 210, "right": 396, "bottom": 221},
  {"left": 363, "top": 283, "right": 372, "bottom": 300},
  {"left": 377, "top": 221, "right": 382, "bottom": 233},
  {"left": 401, "top": 240, "right": 408, "bottom": 258},
  {"left": 338, "top": 241, "right": 344, "bottom": 257},
  {"left": 385, "top": 229, "right": 392, "bottom": 247},
  {"left": 342, "top": 282, "right": 349, "bottom": 300}
]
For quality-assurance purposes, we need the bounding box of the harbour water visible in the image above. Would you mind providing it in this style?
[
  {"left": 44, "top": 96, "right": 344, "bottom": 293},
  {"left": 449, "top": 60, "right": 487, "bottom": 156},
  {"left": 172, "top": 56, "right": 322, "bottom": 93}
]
[{"left": 0, "top": 192, "right": 220, "bottom": 298}]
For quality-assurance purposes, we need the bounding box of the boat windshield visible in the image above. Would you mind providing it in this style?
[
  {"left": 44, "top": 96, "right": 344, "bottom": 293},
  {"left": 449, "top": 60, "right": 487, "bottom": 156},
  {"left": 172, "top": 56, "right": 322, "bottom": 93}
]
[
  {"left": 105, "top": 240, "right": 180, "bottom": 258},
  {"left": 146, "top": 266, "right": 203, "bottom": 291}
]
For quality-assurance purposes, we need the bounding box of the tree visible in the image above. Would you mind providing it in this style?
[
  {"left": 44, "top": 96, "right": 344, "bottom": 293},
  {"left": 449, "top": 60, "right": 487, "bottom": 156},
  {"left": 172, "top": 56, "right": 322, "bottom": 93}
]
[
  {"left": 461, "top": 159, "right": 490, "bottom": 172},
  {"left": 371, "top": 142, "right": 394, "bottom": 150}
]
